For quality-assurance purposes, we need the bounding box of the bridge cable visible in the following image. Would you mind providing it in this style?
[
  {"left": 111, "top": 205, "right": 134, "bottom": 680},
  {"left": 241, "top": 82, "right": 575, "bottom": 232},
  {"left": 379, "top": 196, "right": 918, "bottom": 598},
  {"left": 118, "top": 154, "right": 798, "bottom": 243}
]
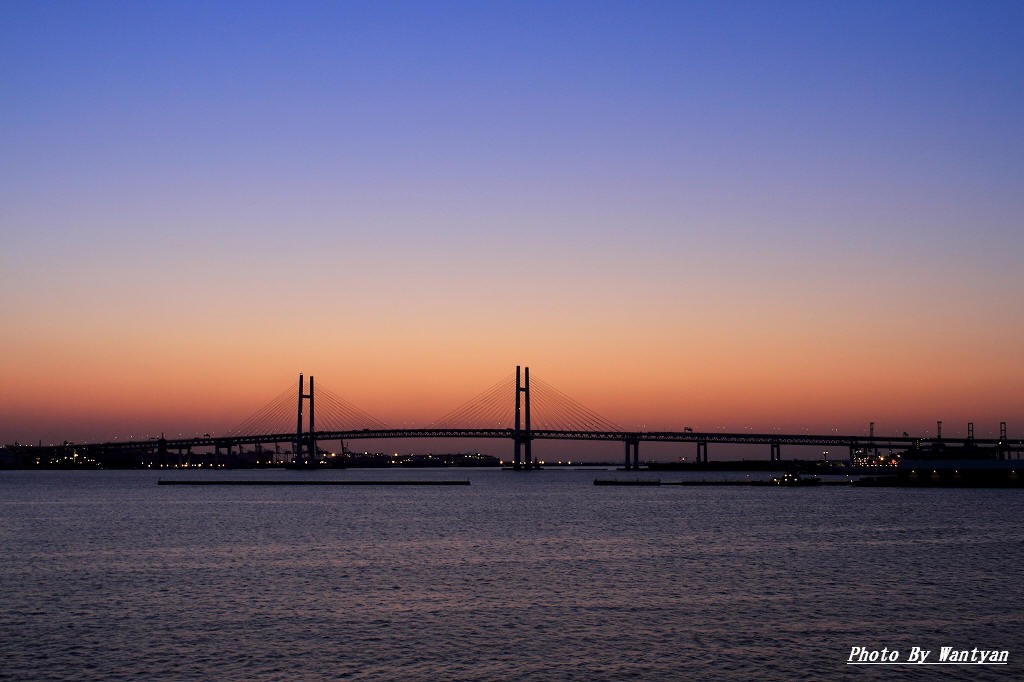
[
  {"left": 227, "top": 384, "right": 300, "bottom": 436},
  {"left": 429, "top": 374, "right": 514, "bottom": 429}
]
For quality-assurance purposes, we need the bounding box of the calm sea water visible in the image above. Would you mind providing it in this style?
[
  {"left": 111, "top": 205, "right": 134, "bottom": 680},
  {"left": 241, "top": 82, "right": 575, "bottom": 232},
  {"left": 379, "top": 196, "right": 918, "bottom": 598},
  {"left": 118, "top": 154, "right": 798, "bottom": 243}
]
[{"left": 2, "top": 468, "right": 1022, "bottom": 681}]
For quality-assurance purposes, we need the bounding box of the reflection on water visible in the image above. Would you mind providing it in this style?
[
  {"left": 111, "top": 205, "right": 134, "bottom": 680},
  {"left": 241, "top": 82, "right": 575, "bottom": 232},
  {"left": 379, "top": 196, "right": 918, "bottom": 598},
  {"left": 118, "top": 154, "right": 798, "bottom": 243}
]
[{"left": 1, "top": 469, "right": 1022, "bottom": 680}]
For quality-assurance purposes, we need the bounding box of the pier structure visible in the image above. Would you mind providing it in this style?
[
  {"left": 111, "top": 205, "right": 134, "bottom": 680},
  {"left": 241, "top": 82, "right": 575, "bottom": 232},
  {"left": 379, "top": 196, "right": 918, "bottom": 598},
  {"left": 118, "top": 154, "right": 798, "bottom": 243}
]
[
  {"left": 623, "top": 438, "right": 640, "bottom": 470},
  {"left": 695, "top": 441, "right": 708, "bottom": 463}
]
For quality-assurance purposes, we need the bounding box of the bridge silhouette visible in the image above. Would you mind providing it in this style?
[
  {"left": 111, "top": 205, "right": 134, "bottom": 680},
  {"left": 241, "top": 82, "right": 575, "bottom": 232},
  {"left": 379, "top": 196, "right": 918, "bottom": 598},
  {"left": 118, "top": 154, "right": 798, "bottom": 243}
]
[{"left": 11, "top": 366, "right": 1022, "bottom": 469}]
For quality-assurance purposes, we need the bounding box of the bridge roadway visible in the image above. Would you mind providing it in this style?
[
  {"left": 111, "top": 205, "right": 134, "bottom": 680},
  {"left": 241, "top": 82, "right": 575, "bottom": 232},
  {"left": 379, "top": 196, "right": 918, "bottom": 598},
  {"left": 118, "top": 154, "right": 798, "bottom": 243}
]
[{"left": 65, "top": 428, "right": 1017, "bottom": 453}]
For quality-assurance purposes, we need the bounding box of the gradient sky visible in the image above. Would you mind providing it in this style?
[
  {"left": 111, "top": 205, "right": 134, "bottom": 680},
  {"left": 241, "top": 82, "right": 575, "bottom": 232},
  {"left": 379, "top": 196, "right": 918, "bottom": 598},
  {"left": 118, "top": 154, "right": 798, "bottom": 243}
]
[{"left": 2, "top": 1, "right": 1022, "bottom": 450}]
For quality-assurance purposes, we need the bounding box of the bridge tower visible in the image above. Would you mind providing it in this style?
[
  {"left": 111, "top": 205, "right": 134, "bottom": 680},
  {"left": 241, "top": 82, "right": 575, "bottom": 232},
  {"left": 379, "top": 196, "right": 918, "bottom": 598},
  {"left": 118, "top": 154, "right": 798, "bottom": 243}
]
[
  {"left": 513, "top": 366, "right": 533, "bottom": 470},
  {"left": 296, "top": 374, "right": 316, "bottom": 464}
]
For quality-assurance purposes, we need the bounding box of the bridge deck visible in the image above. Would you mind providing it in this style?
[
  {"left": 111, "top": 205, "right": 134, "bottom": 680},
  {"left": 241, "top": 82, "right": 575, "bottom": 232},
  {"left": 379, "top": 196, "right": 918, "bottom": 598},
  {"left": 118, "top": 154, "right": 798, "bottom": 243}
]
[{"left": 42, "top": 428, "right": 1019, "bottom": 451}]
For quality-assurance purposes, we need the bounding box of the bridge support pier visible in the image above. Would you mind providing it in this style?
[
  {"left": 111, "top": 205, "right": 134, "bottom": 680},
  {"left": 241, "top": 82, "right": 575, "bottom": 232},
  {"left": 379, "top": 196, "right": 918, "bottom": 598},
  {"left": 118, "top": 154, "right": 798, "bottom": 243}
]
[
  {"left": 770, "top": 441, "right": 781, "bottom": 462},
  {"left": 624, "top": 439, "right": 639, "bottom": 469},
  {"left": 696, "top": 441, "right": 708, "bottom": 463},
  {"left": 999, "top": 421, "right": 1008, "bottom": 461}
]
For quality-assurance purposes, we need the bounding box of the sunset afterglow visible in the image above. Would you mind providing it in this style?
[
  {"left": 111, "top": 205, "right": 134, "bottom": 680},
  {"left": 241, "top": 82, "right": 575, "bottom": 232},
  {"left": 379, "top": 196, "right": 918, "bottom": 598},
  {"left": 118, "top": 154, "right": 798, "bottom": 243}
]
[{"left": 2, "top": 2, "right": 1022, "bottom": 448}]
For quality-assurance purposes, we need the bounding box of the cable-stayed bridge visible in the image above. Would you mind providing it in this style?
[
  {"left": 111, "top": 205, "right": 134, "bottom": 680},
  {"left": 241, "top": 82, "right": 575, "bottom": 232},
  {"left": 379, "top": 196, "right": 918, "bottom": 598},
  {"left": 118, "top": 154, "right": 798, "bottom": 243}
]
[{"left": 9, "top": 366, "right": 1022, "bottom": 469}]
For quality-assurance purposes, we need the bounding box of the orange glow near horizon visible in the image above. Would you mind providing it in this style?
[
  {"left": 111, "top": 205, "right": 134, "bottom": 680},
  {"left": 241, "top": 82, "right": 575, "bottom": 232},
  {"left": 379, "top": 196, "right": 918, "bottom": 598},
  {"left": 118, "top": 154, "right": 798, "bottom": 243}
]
[
  {"left": 3, "top": 5, "right": 1023, "bottom": 449},
  {"left": 3, "top": 282, "right": 1022, "bottom": 445}
]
